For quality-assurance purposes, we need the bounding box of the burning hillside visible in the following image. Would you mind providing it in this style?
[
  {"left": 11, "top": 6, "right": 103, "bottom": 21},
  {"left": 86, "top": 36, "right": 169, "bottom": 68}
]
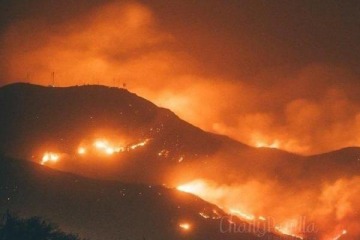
[{"left": 0, "top": 83, "right": 359, "bottom": 239}]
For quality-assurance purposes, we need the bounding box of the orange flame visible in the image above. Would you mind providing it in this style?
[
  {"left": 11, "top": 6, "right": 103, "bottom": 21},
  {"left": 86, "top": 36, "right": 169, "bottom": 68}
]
[
  {"left": 129, "top": 139, "right": 150, "bottom": 150},
  {"left": 93, "top": 139, "right": 125, "bottom": 155},
  {"left": 179, "top": 223, "right": 191, "bottom": 231},
  {"left": 332, "top": 229, "right": 347, "bottom": 240},
  {"left": 255, "top": 140, "right": 280, "bottom": 149},
  {"left": 177, "top": 181, "right": 207, "bottom": 194},
  {"left": 77, "top": 147, "right": 87, "bottom": 155},
  {"left": 177, "top": 180, "right": 305, "bottom": 239},
  {"left": 41, "top": 152, "right": 60, "bottom": 165},
  {"left": 229, "top": 209, "right": 255, "bottom": 221}
]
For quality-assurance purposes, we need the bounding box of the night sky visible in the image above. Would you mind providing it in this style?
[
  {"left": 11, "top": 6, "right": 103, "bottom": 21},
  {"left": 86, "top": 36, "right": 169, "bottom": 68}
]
[{"left": 0, "top": 0, "right": 359, "bottom": 154}]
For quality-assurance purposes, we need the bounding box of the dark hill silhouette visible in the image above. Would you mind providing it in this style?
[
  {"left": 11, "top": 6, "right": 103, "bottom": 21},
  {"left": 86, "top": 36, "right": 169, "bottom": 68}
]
[
  {"left": 0, "top": 83, "right": 358, "bottom": 186},
  {"left": 0, "top": 156, "right": 295, "bottom": 240},
  {"left": 0, "top": 83, "right": 248, "bottom": 183},
  {"left": 0, "top": 82, "right": 234, "bottom": 155}
]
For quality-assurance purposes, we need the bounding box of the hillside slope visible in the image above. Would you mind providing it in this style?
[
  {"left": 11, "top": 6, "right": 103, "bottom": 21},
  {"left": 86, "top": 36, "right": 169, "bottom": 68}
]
[
  {"left": 0, "top": 83, "right": 358, "bottom": 186},
  {"left": 0, "top": 156, "right": 293, "bottom": 240}
]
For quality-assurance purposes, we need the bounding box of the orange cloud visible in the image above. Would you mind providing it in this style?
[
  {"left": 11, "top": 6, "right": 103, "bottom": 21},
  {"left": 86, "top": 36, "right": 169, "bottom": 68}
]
[{"left": 1, "top": 1, "right": 360, "bottom": 155}]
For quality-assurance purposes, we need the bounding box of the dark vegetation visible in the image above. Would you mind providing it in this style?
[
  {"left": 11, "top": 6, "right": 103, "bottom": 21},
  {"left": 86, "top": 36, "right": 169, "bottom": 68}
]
[{"left": 0, "top": 211, "right": 83, "bottom": 240}]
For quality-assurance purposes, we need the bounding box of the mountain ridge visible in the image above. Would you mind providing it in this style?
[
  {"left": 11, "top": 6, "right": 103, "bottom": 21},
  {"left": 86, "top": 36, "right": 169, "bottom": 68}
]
[{"left": 0, "top": 82, "right": 358, "bottom": 186}]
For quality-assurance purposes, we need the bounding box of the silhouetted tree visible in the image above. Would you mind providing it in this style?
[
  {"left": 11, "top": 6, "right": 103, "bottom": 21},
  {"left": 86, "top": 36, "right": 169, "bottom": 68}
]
[{"left": 0, "top": 211, "right": 84, "bottom": 240}]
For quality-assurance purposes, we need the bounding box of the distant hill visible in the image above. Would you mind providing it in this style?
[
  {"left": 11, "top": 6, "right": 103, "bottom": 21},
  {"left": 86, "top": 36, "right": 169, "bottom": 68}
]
[
  {"left": 0, "top": 156, "right": 294, "bottom": 240},
  {"left": 0, "top": 83, "right": 358, "bottom": 186},
  {"left": 0, "top": 83, "right": 248, "bottom": 183}
]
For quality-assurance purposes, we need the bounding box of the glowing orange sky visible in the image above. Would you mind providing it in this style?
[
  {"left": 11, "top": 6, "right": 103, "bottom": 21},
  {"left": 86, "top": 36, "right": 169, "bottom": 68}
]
[{"left": 1, "top": 0, "right": 360, "bottom": 155}]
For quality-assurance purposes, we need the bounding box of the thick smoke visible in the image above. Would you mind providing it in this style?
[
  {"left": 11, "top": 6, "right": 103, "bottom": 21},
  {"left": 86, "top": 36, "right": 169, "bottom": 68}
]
[{"left": 1, "top": 1, "right": 359, "bottom": 155}]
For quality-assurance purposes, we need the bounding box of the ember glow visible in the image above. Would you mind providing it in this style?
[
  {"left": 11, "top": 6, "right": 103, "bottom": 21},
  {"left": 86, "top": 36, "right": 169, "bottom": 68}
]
[
  {"left": 93, "top": 139, "right": 124, "bottom": 155},
  {"left": 87, "top": 138, "right": 148, "bottom": 155},
  {"left": 77, "top": 147, "right": 86, "bottom": 155},
  {"left": 41, "top": 152, "right": 60, "bottom": 165},
  {"left": 177, "top": 181, "right": 207, "bottom": 194},
  {"left": 129, "top": 139, "right": 150, "bottom": 150},
  {"left": 229, "top": 209, "right": 255, "bottom": 221},
  {"left": 94, "top": 140, "right": 108, "bottom": 149},
  {"left": 179, "top": 223, "right": 191, "bottom": 231},
  {"left": 255, "top": 140, "right": 280, "bottom": 149},
  {"left": 39, "top": 136, "right": 150, "bottom": 165},
  {"left": 274, "top": 221, "right": 304, "bottom": 240},
  {"left": 332, "top": 229, "right": 347, "bottom": 240},
  {"left": 259, "top": 216, "right": 267, "bottom": 221}
]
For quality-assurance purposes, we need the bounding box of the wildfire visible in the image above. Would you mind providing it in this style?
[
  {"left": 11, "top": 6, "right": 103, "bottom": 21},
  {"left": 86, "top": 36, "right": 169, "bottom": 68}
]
[
  {"left": 177, "top": 180, "right": 305, "bottom": 239},
  {"left": 92, "top": 138, "right": 149, "bottom": 154},
  {"left": 333, "top": 229, "right": 347, "bottom": 240},
  {"left": 129, "top": 139, "right": 150, "bottom": 150},
  {"left": 255, "top": 140, "right": 280, "bottom": 149},
  {"left": 179, "top": 223, "right": 191, "bottom": 231},
  {"left": 39, "top": 136, "right": 150, "bottom": 165},
  {"left": 229, "top": 209, "right": 255, "bottom": 221},
  {"left": 275, "top": 224, "right": 303, "bottom": 240},
  {"left": 41, "top": 152, "right": 60, "bottom": 165},
  {"left": 258, "top": 216, "right": 267, "bottom": 221},
  {"left": 158, "top": 149, "right": 169, "bottom": 157},
  {"left": 94, "top": 140, "right": 107, "bottom": 149},
  {"left": 78, "top": 147, "right": 86, "bottom": 155},
  {"left": 198, "top": 209, "right": 222, "bottom": 220},
  {"left": 92, "top": 139, "right": 125, "bottom": 155},
  {"left": 176, "top": 181, "right": 206, "bottom": 194},
  {"left": 251, "top": 132, "right": 281, "bottom": 149},
  {"left": 199, "top": 212, "right": 210, "bottom": 219}
]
